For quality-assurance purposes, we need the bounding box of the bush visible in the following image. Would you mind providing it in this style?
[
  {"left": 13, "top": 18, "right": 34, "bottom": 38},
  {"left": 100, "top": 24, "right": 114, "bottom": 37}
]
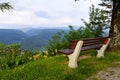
[
  {"left": 64, "top": 25, "right": 94, "bottom": 42},
  {"left": 46, "top": 31, "right": 68, "bottom": 56},
  {"left": 0, "top": 43, "right": 33, "bottom": 69}
]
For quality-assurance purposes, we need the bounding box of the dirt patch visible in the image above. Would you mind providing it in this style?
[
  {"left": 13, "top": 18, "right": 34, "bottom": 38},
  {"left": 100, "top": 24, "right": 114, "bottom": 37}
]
[
  {"left": 78, "top": 54, "right": 92, "bottom": 61},
  {"left": 86, "top": 62, "right": 120, "bottom": 80}
]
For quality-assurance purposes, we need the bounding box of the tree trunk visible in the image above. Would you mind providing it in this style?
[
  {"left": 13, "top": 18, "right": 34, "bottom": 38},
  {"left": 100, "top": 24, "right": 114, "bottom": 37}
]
[{"left": 109, "top": 1, "right": 120, "bottom": 51}]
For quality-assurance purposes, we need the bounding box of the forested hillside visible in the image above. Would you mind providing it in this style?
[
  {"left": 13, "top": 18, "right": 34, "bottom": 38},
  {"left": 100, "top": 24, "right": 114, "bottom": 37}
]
[
  {"left": 21, "top": 29, "right": 64, "bottom": 51},
  {"left": 0, "top": 29, "right": 28, "bottom": 44},
  {"left": 0, "top": 28, "right": 66, "bottom": 51}
]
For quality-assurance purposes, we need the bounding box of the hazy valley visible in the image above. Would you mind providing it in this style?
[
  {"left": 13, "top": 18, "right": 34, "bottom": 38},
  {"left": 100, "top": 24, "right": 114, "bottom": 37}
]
[{"left": 0, "top": 28, "right": 67, "bottom": 51}]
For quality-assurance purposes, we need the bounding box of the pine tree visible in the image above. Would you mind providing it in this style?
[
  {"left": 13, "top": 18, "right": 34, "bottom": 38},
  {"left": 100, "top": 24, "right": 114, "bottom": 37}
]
[{"left": 82, "top": 5, "right": 108, "bottom": 37}]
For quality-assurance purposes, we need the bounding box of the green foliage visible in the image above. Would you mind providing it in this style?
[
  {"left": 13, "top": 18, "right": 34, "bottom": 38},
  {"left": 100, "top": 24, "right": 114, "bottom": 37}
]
[
  {"left": 82, "top": 4, "right": 110, "bottom": 37},
  {"left": 64, "top": 25, "right": 94, "bottom": 42},
  {"left": 1, "top": 51, "right": 120, "bottom": 80},
  {"left": 0, "top": 43, "right": 33, "bottom": 69},
  {"left": 47, "top": 31, "right": 68, "bottom": 56},
  {"left": 64, "top": 25, "right": 84, "bottom": 41},
  {"left": 82, "top": 27, "right": 95, "bottom": 38},
  {"left": 99, "top": 0, "right": 112, "bottom": 9},
  {"left": 0, "top": 43, "right": 6, "bottom": 48},
  {"left": 99, "top": 0, "right": 112, "bottom": 26},
  {"left": 0, "top": 43, "right": 51, "bottom": 69},
  {"left": 0, "top": 2, "right": 13, "bottom": 12}
]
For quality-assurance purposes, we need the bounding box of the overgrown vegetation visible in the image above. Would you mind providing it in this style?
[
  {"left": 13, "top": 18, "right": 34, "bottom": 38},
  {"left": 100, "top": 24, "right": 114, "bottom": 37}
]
[
  {"left": 0, "top": 43, "right": 49, "bottom": 70},
  {"left": 0, "top": 51, "right": 120, "bottom": 80}
]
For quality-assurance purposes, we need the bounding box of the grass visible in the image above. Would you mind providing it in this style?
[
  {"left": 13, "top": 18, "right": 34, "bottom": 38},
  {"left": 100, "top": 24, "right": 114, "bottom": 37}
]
[{"left": 1, "top": 51, "right": 120, "bottom": 80}]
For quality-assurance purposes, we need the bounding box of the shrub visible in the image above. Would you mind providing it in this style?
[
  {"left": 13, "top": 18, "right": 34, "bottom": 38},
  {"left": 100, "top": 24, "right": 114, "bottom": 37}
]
[
  {"left": 0, "top": 44, "right": 34, "bottom": 69},
  {"left": 46, "top": 31, "right": 68, "bottom": 56}
]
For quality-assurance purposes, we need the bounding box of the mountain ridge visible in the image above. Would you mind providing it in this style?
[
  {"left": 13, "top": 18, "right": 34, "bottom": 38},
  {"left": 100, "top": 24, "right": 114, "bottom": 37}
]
[{"left": 0, "top": 29, "right": 28, "bottom": 44}]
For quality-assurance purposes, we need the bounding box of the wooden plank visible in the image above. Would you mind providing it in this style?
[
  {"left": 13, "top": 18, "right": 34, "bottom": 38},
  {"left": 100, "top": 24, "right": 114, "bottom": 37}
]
[
  {"left": 58, "top": 49, "right": 74, "bottom": 55},
  {"left": 83, "top": 42, "right": 102, "bottom": 47},
  {"left": 81, "top": 44, "right": 102, "bottom": 51}
]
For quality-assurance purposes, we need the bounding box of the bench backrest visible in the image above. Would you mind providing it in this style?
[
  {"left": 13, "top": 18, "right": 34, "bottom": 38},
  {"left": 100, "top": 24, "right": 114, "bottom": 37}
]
[{"left": 69, "top": 37, "right": 109, "bottom": 51}]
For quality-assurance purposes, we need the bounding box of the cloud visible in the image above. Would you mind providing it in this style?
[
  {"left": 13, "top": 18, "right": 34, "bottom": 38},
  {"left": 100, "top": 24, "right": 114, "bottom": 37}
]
[
  {"left": 0, "top": 11, "right": 48, "bottom": 25},
  {"left": 34, "top": 11, "right": 50, "bottom": 18},
  {"left": 0, "top": 0, "right": 101, "bottom": 28}
]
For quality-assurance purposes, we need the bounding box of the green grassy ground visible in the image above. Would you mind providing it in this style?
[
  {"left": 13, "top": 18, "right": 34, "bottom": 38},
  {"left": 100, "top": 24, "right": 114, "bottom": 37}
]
[{"left": 1, "top": 52, "right": 120, "bottom": 80}]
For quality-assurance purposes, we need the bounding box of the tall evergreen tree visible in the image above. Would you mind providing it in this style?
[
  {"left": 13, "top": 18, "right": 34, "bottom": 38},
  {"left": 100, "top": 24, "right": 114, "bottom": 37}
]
[{"left": 82, "top": 5, "right": 109, "bottom": 37}]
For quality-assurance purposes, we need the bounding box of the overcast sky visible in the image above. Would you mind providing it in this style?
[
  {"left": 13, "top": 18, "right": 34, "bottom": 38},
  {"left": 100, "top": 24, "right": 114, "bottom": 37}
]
[{"left": 0, "top": 0, "right": 101, "bottom": 29}]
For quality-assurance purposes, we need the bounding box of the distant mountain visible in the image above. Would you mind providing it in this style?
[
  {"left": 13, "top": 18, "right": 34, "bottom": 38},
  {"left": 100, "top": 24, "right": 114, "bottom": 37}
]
[
  {"left": 21, "top": 29, "right": 64, "bottom": 51},
  {"left": 0, "top": 28, "right": 67, "bottom": 51},
  {"left": 25, "top": 28, "right": 66, "bottom": 36},
  {"left": 25, "top": 29, "right": 43, "bottom": 36},
  {"left": 0, "top": 29, "right": 28, "bottom": 44}
]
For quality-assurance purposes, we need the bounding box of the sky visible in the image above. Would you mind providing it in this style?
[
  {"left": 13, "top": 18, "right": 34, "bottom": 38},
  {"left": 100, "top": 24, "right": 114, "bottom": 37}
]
[{"left": 0, "top": 0, "right": 101, "bottom": 29}]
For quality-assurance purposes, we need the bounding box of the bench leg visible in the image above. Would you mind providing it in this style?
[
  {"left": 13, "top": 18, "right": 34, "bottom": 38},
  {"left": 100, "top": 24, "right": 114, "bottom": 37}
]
[
  {"left": 67, "top": 41, "right": 83, "bottom": 68},
  {"left": 97, "top": 38, "right": 111, "bottom": 58}
]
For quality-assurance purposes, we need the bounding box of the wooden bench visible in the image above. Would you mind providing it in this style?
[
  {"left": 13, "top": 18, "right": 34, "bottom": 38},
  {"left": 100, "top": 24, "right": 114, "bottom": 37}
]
[{"left": 58, "top": 37, "right": 111, "bottom": 68}]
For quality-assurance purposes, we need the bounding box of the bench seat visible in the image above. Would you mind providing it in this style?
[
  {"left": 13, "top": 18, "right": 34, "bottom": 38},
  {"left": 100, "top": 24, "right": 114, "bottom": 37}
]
[
  {"left": 59, "top": 44, "right": 103, "bottom": 55},
  {"left": 58, "top": 37, "right": 111, "bottom": 68}
]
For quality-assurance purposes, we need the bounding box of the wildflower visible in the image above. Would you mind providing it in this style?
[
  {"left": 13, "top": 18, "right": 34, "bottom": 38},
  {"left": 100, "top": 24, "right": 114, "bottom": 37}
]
[
  {"left": 40, "top": 54, "right": 43, "bottom": 57},
  {"left": 38, "top": 53, "right": 43, "bottom": 57},
  {"left": 52, "top": 52, "right": 54, "bottom": 55},
  {"left": 45, "top": 51, "right": 49, "bottom": 56},
  {"left": 43, "top": 55, "right": 47, "bottom": 58},
  {"left": 33, "top": 54, "right": 41, "bottom": 60},
  {"left": 55, "top": 49, "right": 58, "bottom": 53}
]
